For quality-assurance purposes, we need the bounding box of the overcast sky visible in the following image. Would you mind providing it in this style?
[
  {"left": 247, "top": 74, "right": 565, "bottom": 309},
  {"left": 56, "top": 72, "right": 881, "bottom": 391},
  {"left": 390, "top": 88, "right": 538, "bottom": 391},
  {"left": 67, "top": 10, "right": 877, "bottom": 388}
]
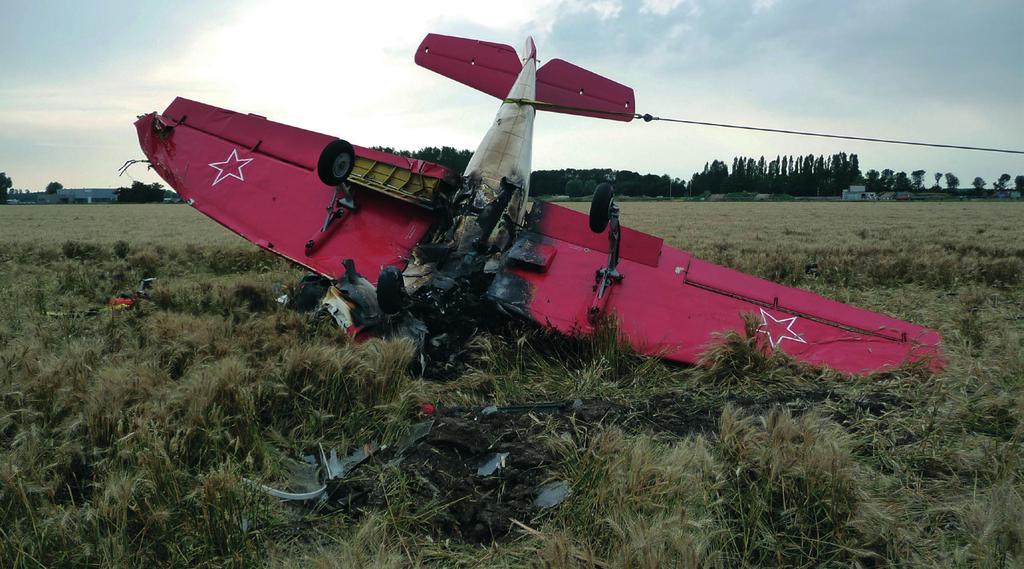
[{"left": 1, "top": 0, "right": 1021, "bottom": 191}]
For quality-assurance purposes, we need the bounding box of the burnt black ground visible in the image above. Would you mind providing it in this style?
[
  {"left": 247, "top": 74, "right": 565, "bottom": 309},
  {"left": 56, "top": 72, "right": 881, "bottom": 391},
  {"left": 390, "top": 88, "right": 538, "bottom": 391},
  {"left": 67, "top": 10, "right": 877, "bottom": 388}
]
[{"left": 317, "top": 386, "right": 910, "bottom": 543}]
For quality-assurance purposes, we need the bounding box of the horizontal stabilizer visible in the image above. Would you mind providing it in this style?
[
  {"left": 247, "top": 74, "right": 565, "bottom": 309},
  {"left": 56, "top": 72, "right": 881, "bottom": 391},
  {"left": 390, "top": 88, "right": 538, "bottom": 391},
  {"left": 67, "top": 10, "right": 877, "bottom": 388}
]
[
  {"left": 415, "top": 33, "right": 635, "bottom": 122},
  {"left": 414, "top": 34, "right": 523, "bottom": 100},
  {"left": 536, "top": 59, "right": 635, "bottom": 122}
]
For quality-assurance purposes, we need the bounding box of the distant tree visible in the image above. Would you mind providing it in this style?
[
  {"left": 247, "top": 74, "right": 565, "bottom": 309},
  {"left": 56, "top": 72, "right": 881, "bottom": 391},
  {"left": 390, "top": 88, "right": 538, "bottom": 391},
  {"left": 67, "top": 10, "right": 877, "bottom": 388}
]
[
  {"left": 994, "top": 173, "right": 1011, "bottom": 191},
  {"left": 45, "top": 181, "right": 63, "bottom": 194},
  {"left": 934, "top": 172, "right": 943, "bottom": 188},
  {"left": 971, "top": 177, "right": 986, "bottom": 194},
  {"left": 944, "top": 173, "right": 960, "bottom": 192},
  {"left": 910, "top": 170, "right": 926, "bottom": 191},
  {"left": 864, "top": 169, "right": 882, "bottom": 192},
  {"left": 116, "top": 181, "right": 166, "bottom": 203},
  {"left": 0, "top": 172, "right": 11, "bottom": 204},
  {"left": 894, "top": 171, "right": 912, "bottom": 193},
  {"left": 1015, "top": 175, "right": 1024, "bottom": 192},
  {"left": 671, "top": 177, "right": 684, "bottom": 198},
  {"left": 372, "top": 146, "right": 473, "bottom": 174},
  {"left": 688, "top": 160, "right": 730, "bottom": 195},
  {"left": 880, "top": 169, "right": 895, "bottom": 192},
  {"left": 564, "top": 178, "right": 584, "bottom": 197}
]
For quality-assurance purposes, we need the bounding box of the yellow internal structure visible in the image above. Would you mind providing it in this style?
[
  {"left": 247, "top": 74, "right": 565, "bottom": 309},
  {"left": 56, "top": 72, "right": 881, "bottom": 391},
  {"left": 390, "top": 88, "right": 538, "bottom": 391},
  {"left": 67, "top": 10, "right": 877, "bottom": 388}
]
[{"left": 348, "top": 157, "right": 451, "bottom": 209}]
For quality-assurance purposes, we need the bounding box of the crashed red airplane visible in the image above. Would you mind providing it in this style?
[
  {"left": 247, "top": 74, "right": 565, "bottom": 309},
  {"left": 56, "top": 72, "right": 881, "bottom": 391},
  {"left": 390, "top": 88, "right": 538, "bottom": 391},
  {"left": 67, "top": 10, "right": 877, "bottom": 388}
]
[{"left": 134, "top": 33, "right": 942, "bottom": 376}]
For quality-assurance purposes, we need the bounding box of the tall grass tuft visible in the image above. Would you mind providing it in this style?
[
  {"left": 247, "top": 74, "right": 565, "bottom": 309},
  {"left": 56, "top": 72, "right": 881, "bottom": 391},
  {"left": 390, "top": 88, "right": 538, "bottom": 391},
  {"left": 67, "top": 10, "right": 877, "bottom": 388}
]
[
  {"left": 714, "top": 405, "right": 894, "bottom": 566},
  {"left": 553, "top": 428, "right": 718, "bottom": 567},
  {"left": 695, "top": 313, "right": 813, "bottom": 389}
]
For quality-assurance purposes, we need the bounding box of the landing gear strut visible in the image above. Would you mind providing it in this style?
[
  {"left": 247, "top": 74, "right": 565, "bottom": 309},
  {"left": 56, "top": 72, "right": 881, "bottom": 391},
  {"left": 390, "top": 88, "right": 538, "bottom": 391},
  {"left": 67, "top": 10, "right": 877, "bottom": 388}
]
[
  {"left": 306, "top": 139, "right": 357, "bottom": 256},
  {"left": 588, "top": 183, "right": 622, "bottom": 323}
]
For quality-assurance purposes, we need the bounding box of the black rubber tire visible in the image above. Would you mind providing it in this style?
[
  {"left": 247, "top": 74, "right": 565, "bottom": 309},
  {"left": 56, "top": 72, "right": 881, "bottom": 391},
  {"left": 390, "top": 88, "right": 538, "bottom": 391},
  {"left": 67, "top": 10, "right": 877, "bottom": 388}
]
[
  {"left": 376, "top": 266, "right": 405, "bottom": 315},
  {"left": 589, "top": 183, "right": 614, "bottom": 233},
  {"left": 317, "top": 139, "right": 356, "bottom": 186}
]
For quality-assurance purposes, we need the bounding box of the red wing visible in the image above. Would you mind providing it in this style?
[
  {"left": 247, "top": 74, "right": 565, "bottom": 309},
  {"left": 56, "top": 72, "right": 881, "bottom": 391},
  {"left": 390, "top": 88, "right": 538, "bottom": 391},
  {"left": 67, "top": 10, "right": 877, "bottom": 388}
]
[
  {"left": 489, "top": 203, "right": 943, "bottom": 375},
  {"left": 135, "top": 98, "right": 447, "bottom": 281}
]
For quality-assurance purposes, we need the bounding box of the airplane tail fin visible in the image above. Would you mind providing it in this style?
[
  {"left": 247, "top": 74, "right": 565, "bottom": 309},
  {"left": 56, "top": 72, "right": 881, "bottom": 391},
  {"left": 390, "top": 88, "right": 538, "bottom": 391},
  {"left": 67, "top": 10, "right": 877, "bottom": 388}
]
[{"left": 415, "top": 33, "right": 636, "bottom": 122}]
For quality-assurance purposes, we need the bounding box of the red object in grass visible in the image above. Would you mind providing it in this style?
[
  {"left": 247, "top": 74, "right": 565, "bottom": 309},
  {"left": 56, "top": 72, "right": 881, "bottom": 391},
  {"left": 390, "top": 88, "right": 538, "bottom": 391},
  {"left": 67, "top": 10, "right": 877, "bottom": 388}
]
[
  {"left": 107, "top": 297, "right": 136, "bottom": 309},
  {"left": 420, "top": 403, "right": 436, "bottom": 416}
]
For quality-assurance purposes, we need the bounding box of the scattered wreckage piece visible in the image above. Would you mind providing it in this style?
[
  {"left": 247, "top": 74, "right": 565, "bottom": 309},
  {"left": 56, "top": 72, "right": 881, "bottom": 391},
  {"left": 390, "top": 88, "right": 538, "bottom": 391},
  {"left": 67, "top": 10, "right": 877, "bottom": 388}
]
[
  {"left": 322, "top": 402, "right": 570, "bottom": 542},
  {"left": 481, "top": 399, "right": 584, "bottom": 416},
  {"left": 247, "top": 394, "right": 768, "bottom": 541},
  {"left": 246, "top": 400, "right": 587, "bottom": 542},
  {"left": 45, "top": 277, "right": 157, "bottom": 318},
  {"left": 476, "top": 452, "right": 509, "bottom": 476},
  {"left": 533, "top": 480, "right": 571, "bottom": 508},
  {"left": 106, "top": 277, "right": 157, "bottom": 311},
  {"left": 248, "top": 442, "right": 379, "bottom": 503}
]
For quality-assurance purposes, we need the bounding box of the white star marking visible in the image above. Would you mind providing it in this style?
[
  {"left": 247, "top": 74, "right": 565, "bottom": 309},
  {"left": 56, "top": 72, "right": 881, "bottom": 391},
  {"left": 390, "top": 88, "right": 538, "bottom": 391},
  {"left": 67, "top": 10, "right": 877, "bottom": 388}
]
[
  {"left": 208, "top": 149, "right": 253, "bottom": 186},
  {"left": 757, "top": 308, "right": 807, "bottom": 347}
]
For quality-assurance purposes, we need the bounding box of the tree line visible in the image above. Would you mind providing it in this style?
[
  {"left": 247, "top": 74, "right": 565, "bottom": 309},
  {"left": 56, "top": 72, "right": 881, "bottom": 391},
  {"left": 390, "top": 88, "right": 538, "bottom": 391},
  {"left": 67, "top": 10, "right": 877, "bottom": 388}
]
[
  {"left": 386, "top": 149, "right": 1023, "bottom": 199},
  {"left": 688, "top": 153, "right": 862, "bottom": 197},
  {"left": 3, "top": 151, "right": 1022, "bottom": 204},
  {"left": 0, "top": 176, "right": 169, "bottom": 204}
]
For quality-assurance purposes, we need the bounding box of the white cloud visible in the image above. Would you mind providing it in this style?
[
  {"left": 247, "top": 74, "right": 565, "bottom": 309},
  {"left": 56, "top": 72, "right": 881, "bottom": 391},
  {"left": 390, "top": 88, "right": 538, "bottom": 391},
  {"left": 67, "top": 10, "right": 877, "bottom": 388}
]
[
  {"left": 583, "top": 0, "right": 624, "bottom": 19},
  {"left": 752, "top": 0, "right": 778, "bottom": 14},
  {"left": 640, "top": 0, "right": 699, "bottom": 16},
  {"left": 640, "top": 0, "right": 682, "bottom": 15}
]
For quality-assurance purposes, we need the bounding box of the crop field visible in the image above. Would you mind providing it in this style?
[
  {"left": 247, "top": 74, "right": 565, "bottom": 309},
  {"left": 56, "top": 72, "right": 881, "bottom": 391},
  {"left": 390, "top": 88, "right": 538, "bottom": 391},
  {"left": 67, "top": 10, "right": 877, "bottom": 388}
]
[{"left": 0, "top": 201, "right": 1021, "bottom": 568}]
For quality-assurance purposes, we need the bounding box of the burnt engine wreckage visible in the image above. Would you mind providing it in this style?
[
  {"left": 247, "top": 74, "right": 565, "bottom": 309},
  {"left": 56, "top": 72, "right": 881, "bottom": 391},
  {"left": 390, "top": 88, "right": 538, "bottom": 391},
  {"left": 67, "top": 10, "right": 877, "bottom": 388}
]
[
  {"left": 133, "top": 33, "right": 943, "bottom": 377},
  {"left": 291, "top": 185, "right": 561, "bottom": 377}
]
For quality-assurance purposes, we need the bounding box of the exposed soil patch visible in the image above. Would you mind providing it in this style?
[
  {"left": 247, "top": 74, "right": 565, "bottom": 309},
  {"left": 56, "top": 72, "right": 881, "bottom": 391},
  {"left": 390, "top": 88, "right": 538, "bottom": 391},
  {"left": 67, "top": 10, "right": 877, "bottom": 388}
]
[
  {"left": 322, "top": 396, "right": 722, "bottom": 542},
  {"left": 319, "top": 388, "right": 912, "bottom": 543},
  {"left": 326, "top": 407, "right": 562, "bottom": 543}
]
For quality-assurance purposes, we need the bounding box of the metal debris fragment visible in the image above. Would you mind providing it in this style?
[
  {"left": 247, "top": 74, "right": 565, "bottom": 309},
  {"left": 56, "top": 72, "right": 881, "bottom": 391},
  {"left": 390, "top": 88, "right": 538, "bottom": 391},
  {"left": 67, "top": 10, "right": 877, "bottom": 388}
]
[
  {"left": 476, "top": 452, "right": 509, "bottom": 476},
  {"left": 246, "top": 458, "right": 326, "bottom": 502},
  {"left": 395, "top": 420, "right": 434, "bottom": 455},
  {"left": 481, "top": 399, "right": 584, "bottom": 416},
  {"left": 320, "top": 286, "right": 355, "bottom": 329},
  {"left": 533, "top": 480, "right": 570, "bottom": 508},
  {"left": 250, "top": 441, "right": 378, "bottom": 502},
  {"left": 323, "top": 442, "right": 379, "bottom": 480},
  {"left": 385, "top": 420, "right": 435, "bottom": 467},
  {"left": 254, "top": 482, "right": 326, "bottom": 502}
]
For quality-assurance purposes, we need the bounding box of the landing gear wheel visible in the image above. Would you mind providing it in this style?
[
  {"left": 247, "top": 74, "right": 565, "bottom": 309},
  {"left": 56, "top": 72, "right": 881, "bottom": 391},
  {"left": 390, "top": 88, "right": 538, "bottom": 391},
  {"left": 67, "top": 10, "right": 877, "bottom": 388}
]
[
  {"left": 376, "top": 266, "right": 406, "bottom": 315},
  {"left": 317, "top": 139, "right": 356, "bottom": 186},
  {"left": 589, "top": 182, "right": 614, "bottom": 233}
]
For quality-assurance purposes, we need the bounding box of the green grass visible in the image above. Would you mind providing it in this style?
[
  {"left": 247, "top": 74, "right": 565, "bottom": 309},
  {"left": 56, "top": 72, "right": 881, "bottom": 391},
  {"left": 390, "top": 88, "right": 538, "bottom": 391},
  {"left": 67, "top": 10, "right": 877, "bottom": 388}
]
[{"left": 0, "top": 201, "right": 1021, "bottom": 567}]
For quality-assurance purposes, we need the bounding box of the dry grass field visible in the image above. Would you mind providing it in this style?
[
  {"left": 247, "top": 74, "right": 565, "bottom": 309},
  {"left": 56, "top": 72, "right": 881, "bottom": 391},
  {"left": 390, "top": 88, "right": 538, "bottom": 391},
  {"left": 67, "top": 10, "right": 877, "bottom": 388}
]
[{"left": 0, "top": 201, "right": 1021, "bottom": 568}]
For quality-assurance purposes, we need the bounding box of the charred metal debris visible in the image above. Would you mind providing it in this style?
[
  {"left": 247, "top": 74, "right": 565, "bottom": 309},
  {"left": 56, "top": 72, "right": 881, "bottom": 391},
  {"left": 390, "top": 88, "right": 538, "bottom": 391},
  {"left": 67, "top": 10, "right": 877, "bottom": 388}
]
[
  {"left": 248, "top": 399, "right": 591, "bottom": 543},
  {"left": 246, "top": 387, "right": 906, "bottom": 542},
  {"left": 281, "top": 176, "right": 551, "bottom": 379}
]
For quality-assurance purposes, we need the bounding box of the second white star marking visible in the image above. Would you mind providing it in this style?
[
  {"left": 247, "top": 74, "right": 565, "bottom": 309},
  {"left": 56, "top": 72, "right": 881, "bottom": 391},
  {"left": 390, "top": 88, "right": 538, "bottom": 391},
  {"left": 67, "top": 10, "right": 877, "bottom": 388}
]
[
  {"left": 757, "top": 308, "right": 807, "bottom": 347},
  {"left": 209, "top": 149, "right": 253, "bottom": 186}
]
